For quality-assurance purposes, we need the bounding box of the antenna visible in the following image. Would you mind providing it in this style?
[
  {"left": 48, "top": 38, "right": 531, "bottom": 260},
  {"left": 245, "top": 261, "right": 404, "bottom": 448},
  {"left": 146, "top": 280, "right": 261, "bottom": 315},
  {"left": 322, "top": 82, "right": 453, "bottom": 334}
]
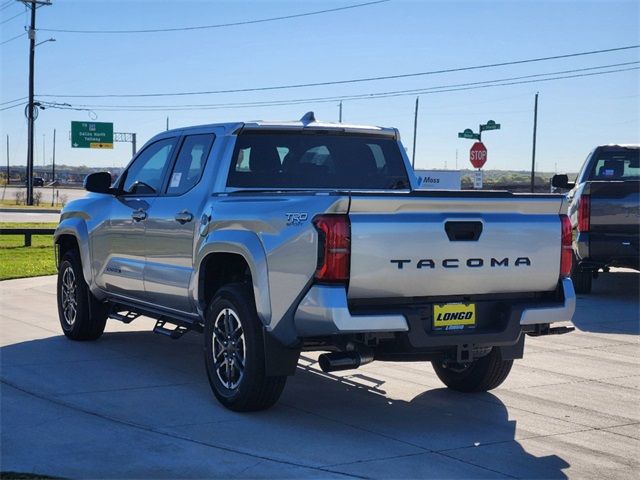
[{"left": 300, "top": 111, "right": 316, "bottom": 125}]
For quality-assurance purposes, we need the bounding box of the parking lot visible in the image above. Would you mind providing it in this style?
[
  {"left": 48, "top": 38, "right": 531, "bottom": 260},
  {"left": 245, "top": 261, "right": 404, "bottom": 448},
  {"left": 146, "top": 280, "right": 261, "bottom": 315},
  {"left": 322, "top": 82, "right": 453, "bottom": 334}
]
[{"left": 1, "top": 269, "right": 638, "bottom": 479}]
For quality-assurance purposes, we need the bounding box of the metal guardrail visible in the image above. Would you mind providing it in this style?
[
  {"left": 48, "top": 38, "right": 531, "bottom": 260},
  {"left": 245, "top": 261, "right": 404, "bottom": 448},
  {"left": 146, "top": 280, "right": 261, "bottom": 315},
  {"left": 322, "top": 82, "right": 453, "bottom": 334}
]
[{"left": 0, "top": 228, "right": 55, "bottom": 247}]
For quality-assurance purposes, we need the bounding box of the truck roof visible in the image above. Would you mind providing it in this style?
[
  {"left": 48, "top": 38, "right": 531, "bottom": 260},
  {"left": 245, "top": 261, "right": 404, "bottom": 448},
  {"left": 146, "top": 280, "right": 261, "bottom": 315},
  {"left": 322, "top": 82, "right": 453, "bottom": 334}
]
[
  {"left": 597, "top": 144, "right": 639, "bottom": 149},
  {"left": 161, "top": 112, "right": 399, "bottom": 139}
]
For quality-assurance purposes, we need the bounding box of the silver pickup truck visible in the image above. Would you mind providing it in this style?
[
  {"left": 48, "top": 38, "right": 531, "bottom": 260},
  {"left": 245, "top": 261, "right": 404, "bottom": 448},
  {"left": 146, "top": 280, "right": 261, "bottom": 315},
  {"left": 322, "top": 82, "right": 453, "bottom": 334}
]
[{"left": 55, "top": 113, "right": 575, "bottom": 411}]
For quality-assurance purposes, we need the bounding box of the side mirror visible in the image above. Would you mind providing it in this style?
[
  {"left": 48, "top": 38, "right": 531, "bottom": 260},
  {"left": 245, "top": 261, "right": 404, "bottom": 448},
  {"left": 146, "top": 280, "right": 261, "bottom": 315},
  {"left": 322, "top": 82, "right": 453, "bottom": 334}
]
[
  {"left": 551, "top": 174, "right": 575, "bottom": 190},
  {"left": 84, "top": 172, "right": 113, "bottom": 194}
]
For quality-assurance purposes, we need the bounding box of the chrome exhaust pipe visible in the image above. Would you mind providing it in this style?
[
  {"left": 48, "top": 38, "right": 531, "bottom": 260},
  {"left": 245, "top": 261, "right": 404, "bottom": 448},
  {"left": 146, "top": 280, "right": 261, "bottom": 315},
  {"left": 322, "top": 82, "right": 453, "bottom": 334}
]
[{"left": 318, "top": 349, "right": 374, "bottom": 373}]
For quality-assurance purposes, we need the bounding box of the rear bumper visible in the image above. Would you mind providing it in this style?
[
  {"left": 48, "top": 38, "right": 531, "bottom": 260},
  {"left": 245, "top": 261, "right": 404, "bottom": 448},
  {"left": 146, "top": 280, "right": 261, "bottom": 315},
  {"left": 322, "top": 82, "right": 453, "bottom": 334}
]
[
  {"left": 294, "top": 286, "right": 409, "bottom": 337},
  {"left": 294, "top": 278, "right": 576, "bottom": 339}
]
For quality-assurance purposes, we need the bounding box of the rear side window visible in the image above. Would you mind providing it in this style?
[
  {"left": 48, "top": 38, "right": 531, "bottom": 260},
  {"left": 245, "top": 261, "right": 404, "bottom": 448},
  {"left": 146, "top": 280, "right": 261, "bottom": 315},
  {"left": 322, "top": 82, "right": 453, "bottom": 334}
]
[
  {"left": 589, "top": 149, "right": 640, "bottom": 180},
  {"left": 166, "top": 134, "right": 215, "bottom": 195},
  {"left": 227, "top": 132, "right": 410, "bottom": 190}
]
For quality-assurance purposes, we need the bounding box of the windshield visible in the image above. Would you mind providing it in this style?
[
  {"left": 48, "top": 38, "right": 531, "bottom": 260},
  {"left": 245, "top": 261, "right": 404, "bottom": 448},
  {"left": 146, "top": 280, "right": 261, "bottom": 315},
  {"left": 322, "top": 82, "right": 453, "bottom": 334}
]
[
  {"left": 227, "top": 131, "right": 410, "bottom": 190},
  {"left": 588, "top": 148, "right": 640, "bottom": 180}
]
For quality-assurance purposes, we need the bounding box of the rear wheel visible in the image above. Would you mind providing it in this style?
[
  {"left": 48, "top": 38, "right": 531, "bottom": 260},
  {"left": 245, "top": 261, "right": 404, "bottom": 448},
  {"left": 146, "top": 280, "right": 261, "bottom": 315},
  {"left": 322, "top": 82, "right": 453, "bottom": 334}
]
[
  {"left": 571, "top": 253, "right": 593, "bottom": 294},
  {"left": 432, "top": 348, "right": 513, "bottom": 392},
  {"left": 57, "top": 249, "right": 109, "bottom": 340},
  {"left": 204, "top": 283, "right": 287, "bottom": 411}
]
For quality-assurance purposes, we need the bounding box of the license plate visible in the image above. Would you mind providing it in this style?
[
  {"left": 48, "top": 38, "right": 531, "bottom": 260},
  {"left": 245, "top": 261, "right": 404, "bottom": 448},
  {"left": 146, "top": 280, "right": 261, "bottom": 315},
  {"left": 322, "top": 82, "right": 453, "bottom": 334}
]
[{"left": 433, "top": 303, "right": 476, "bottom": 331}]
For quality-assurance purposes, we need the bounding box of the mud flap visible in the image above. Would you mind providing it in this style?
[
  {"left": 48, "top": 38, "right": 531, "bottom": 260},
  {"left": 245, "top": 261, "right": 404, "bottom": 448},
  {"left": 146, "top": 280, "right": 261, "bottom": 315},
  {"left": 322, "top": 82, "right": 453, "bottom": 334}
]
[
  {"left": 497, "top": 333, "right": 525, "bottom": 360},
  {"left": 263, "top": 328, "right": 301, "bottom": 376}
]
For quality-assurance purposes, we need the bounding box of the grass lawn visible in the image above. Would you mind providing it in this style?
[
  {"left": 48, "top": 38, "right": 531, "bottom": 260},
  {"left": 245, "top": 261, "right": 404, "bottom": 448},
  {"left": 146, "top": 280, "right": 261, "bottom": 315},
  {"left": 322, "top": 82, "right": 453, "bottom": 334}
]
[
  {"left": 0, "top": 222, "right": 58, "bottom": 281},
  {"left": 0, "top": 199, "right": 61, "bottom": 210}
]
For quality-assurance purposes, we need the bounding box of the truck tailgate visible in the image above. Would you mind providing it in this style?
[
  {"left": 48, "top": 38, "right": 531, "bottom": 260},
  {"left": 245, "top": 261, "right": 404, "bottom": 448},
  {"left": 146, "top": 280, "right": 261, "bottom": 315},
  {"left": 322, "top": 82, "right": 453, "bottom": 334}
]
[
  {"left": 587, "top": 181, "right": 640, "bottom": 234},
  {"left": 348, "top": 193, "right": 564, "bottom": 299}
]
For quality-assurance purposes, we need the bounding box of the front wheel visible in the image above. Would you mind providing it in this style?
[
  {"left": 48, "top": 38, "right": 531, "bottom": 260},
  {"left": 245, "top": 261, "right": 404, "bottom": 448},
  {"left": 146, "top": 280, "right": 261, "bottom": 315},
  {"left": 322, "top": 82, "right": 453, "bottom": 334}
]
[
  {"left": 204, "top": 283, "right": 287, "bottom": 412},
  {"left": 57, "top": 249, "right": 109, "bottom": 341},
  {"left": 432, "top": 348, "right": 513, "bottom": 392}
]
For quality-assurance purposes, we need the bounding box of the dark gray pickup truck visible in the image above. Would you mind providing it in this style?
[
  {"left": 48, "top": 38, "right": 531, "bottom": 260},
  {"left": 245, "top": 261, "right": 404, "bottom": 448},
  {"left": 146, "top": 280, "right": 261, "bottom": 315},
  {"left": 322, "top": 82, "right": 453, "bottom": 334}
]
[{"left": 553, "top": 144, "right": 640, "bottom": 293}]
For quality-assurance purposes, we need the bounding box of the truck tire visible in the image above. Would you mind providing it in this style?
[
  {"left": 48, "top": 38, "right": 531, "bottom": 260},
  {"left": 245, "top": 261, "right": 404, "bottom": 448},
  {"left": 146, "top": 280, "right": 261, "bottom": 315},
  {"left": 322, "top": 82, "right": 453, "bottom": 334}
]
[
  {"left": 431, "top": 348, "right": 513, "bottom": 392},
  {"left": 204, "top": 283, "right": 287, "bottom": 411},
  {"left": 571, "top": 256, "right": 593, "bottom": 294},
  {"left": 57, "top": 249, "right": 109, "bottom": 341}
]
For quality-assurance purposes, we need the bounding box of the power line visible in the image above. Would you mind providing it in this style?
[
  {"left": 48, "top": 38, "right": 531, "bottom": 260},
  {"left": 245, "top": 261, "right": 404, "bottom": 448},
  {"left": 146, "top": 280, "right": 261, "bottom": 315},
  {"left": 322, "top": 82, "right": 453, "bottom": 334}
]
[
  {"left": 38, "top": 0, "right": 389, "bottom": 34},
  {"left": 0, "top": 101, "right": 25, "bottom": 112},
  {"left": 37, "top": 44, "right": 640, "bottom": 99},
  {"left": 0, "top": 96, "right": 27, "bottom": 106},
  {"left": 0, "top": 1, "right": 17, "bottom": 13},
  {"left": 43, "top": 66, "right": 639, "bottom": 112},
  {"left": 65, "top": 62, "right": 639, "bottom": 109},
  {"left": 0, "top": 31, "right": 25, "bottom": 46},
  {"left": 0, "top": 8, "right": 24, "bottom": 25}
]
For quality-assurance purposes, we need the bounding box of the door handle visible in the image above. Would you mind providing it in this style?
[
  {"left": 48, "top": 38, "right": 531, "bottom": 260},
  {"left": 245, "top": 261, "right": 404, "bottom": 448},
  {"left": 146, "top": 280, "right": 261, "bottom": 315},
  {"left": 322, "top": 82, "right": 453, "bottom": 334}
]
[
  {"left": 175, "top": 210, "right": 193, "bottom": 224},
  {"left": 131, "top": 209, "right": 147, "bottom": 222}
]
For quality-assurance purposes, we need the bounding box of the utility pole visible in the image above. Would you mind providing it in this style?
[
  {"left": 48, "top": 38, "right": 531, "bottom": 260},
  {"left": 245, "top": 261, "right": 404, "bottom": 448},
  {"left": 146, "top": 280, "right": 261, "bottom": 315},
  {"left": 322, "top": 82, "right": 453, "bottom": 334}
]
[
  {"left": 412, "top": 96, "right": 419, "bottom": 168},
  {"left": 166, "top": 117, "right": 169, "bottom": 131},
  {"left": 24, "top": 0, "right": 52, "bottom": 205},
  {"left": 52, "top": 128, "right": 56, "bottom": 181},
  {"left": 132, "top": 133, "right": 137, "bottom": 156},
  {"left": 530, "top": 92, "right": 539, "bottom": 193},
  {"left": 338, "top": 101, "right": 343, "bottom": 122},
  {"left": 6, "top": 135, "right": 9, "bottom": 185},
  {"left": 51, "top": 128, "right": 56, "bottom": 206}
]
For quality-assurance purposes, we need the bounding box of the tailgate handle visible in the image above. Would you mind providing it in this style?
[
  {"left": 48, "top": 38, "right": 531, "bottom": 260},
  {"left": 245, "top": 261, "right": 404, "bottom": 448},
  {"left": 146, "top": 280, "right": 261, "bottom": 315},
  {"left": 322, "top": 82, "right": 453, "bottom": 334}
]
[{"left": 445, "top": 221, "right": 483, "bottom": 241}]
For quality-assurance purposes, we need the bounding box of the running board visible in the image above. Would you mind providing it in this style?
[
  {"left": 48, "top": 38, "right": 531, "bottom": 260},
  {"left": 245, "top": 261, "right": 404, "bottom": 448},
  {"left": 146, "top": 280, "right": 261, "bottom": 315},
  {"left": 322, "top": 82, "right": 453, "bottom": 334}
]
[
  {"left": 153, "top": 319, "right": 189, "bottom": 339},
  {"left": 109, "top": 310, "right": 140, "bottom": 324},
  {"left": 108, "top": 301, "right": 204, "bottom": 338}
]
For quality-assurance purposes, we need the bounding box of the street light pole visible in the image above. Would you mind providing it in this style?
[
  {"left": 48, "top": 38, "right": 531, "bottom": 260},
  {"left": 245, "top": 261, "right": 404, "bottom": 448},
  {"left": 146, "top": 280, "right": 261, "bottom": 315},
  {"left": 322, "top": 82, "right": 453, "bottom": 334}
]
[
  {"left": 26, "top": 1, "right": 36, "bottom": 205},
  {"left": 24, "top": 0, "right": 52, "bottom": 205}
]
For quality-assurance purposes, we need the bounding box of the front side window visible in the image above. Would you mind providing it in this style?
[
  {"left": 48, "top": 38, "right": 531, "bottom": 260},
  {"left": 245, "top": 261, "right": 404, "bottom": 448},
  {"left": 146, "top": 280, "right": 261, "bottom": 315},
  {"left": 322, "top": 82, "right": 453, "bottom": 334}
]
[
  {"left": 227, "top": 132, "right": 409, "bottom": 189},
  {"left": 122, "top": 138, "right": 176, "bottom": 194},
  {"left": 166, "top": 134, "right": 215, "bottom": 195}
]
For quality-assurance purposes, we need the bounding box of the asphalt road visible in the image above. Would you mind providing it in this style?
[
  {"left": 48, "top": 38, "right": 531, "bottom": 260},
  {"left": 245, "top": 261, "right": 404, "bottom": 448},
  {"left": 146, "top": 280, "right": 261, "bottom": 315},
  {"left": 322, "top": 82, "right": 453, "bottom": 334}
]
[
  {"left": 1, "top": 270, "right": 638, "bottom": 478},
  {"left": 0, "top": 185, "right": 86, "bottom": 222}
]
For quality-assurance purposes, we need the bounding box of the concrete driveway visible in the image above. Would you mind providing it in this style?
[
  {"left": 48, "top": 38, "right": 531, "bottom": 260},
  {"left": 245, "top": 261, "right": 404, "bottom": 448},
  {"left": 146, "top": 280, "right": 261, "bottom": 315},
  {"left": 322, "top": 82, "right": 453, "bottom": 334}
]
[{"left": 1, "top": 271, "right": 638, "bottom": 478}]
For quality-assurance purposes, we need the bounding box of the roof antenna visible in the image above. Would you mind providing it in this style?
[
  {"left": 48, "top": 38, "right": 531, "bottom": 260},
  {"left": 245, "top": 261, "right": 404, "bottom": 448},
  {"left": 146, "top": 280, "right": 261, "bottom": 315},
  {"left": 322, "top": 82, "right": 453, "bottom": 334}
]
[{"left": 300, "top": 111, "right": 316, "bottom": 125}]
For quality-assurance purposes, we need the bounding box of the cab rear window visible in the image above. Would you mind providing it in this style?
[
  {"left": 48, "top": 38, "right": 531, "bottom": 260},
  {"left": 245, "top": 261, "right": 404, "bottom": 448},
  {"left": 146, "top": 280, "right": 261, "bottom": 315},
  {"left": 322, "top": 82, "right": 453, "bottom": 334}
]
[
  {"left": 589, "top": 149, "right": 640, "bottom": 180},
  {"left": 227, "top": 131, "right": 410, "bottom": 190}
]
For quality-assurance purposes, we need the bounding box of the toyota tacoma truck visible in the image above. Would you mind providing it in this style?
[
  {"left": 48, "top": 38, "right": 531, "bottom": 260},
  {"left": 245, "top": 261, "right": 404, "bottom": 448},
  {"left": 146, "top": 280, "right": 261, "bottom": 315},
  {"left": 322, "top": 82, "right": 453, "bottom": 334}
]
[
  {"left": 55, "top": 113, "right": 576, "bottom": 411},
  {"left": 552, "top": 144, "right": 639, "bottom": 293}
]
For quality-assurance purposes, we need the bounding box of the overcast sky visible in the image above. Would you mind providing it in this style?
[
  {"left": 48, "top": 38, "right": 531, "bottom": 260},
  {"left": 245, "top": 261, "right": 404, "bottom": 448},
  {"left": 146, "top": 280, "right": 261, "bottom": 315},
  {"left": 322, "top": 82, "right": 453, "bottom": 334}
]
[{"left": 1, "top": 0, "right": 638, "bottom": 172}]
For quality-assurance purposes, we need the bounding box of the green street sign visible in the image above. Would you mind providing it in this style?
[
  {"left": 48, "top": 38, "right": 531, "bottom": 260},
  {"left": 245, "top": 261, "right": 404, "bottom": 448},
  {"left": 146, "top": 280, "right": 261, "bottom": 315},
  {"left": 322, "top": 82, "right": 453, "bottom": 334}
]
[
  {"left": 71, "top": 121, "right": 114, "bottom": 149},
  {"left": 480, "top": 120, "right": 501, "bottom": 132},
  {"left": 458, "top": 128, "right": 480, "bottom": 140}
]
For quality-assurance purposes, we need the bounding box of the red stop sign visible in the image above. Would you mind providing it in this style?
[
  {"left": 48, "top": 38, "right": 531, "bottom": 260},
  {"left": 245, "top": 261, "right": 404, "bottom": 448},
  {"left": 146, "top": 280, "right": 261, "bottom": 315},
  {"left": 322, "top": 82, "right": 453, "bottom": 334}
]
[{"left": 470, "top": 142, "right": 487, "bottom": 169}]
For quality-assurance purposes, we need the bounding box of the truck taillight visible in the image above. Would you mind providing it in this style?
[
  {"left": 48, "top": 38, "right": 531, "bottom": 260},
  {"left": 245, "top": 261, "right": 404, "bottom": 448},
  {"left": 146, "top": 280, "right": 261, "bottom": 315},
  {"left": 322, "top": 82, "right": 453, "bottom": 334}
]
[
  {"left": 313, "top": 214, "right": 350, "bottom": 283},
  {"left": 560, "top": 214, "right": 573, "bottom": 278},
  {"left": 577, "top": 195, "right": 590, "bottom": 232}
]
